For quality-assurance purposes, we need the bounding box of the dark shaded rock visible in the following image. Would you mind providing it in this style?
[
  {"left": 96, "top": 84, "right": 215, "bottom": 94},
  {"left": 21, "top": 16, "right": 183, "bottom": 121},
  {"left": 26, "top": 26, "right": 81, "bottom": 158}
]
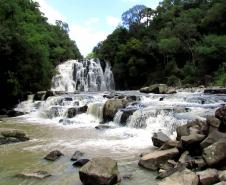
[
  {"left": 196, "top": 169, "right": 219, "bottom": 185},
  {"left": 159, "top": 169, "right": 199, "bottom": 185},
  {"left": 207, "top": 116, "right": 221, "bottom": 128},
  {"left": 16, "top": 171, "right": 51, "bottom": 179},
  {"left": 7, "top": 110, "right": 25, "bottom": 117},
  {"left": 103, "top": 99, "right": 129, "bottom": 122},
  {"left": 204, "top": 89, "right": 226, "bottom": 94},
  {"left": 67, "top": 105, "right": 88, "bottom": 118},
  {"left": 44, "top": 91, "right": 54, "bottom": 100},
  {"left": 0, "top": 108, "right": 8, "bottom": 115},
  {"left": 73, "top": 159, "right": 90, "bottom": 167},
  {"left": 216, "top": 107, "right": 226, "bottom": 125},
  {"left": 79, "top": 157, "right": 120, "bottom": 185},
  {"left": 200, "top": 129, "right": 226, "bottom": 148},
  {"left": 152, "top": 132, "right": 171, "bottom": 148},
  {"left": 95, "top": 125, "right": 112, "bottom": 130},
  {"left": 159, "top": 97, "right": 164, "bottom": 101},
  {"left": 34, "top": 91, "right": 46, "bottom": 101},
  {"left": 44, "top": 150, "right": 63, "bottom": 161},
  {"left": 120, "top": 108, "right": 137, "bottom": 126},
  {"left": 138, "top": 148, "right": 179, "bottom": 170},
  {"left": 0, "top": 136, "right": 20, "bottom": 144},
  {"left": 202, "top": 139, "right": 226, "bottom": 166},
  {"left": 71, "top": 151, "right": 85, "bottom": 161}
]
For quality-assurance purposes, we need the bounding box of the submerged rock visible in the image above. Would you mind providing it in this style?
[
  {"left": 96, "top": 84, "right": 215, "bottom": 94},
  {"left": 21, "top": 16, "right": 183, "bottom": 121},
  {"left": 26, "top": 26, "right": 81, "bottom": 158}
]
[
  {"left": 73, "top": 159, "right": 90, "bottom": 167},
  {"left": 138, "top": 148, "right": 179, "bottom": 170},
  {"left": 0, "top": 129, "right": 29, "bottom": 145},
  {"left": 44, "top": 150, "right": 63, "bottom": 161},
  {"left": 95, "top": 125, "right": 112, "bottom": 130},
  {"left": 16, "top": 171, "right": 51, "bottom": 179},
  {"left": 79, "top": 157, "right": 120, "bottom": 185},
  {"left": 71, "top": 151, "right": 85, "bottom": 161}
]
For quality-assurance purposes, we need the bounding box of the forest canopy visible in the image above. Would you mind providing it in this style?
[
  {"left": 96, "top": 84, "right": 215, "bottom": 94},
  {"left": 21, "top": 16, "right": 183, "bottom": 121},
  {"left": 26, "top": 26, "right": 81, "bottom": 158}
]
[
  {"left": 93, "top": 0, "right": 226, "bottom": 90},
  {"left": 0, "top": 0, "right": 81, "bottom": 108}
]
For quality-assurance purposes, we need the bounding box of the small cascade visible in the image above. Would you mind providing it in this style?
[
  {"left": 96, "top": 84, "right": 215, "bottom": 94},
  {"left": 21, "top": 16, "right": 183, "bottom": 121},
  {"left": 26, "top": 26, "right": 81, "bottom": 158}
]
[
  {"left": 51, "top": 59, "right": 115, "bottom": 92},
  {"left": 113, "top": 110, "right": 124, "bottom": 124},
  {"left": 87, "top": 102, "right": 104, "bottom": 121}
]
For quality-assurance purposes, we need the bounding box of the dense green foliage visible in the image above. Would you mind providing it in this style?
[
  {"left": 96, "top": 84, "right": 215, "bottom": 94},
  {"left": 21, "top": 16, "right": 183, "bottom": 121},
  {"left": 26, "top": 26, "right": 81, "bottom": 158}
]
[
  {"left": 0, "top": 0, "right": 81, "bottom": 108},
  {"left": 93, "top": 0, "right": 226, "bottom": 89}
]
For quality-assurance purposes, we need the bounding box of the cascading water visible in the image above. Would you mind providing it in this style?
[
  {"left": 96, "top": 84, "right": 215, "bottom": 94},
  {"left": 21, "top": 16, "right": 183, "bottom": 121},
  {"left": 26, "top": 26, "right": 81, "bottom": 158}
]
[{"left": 51, "top": 59, "right": 115, "bottom": 92}]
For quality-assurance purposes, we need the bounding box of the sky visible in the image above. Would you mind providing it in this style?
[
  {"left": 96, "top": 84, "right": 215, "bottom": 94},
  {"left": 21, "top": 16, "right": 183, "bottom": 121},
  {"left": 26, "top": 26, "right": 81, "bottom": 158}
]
[{"left": 35, "top": 0, "right": 161, "bottom": 56}]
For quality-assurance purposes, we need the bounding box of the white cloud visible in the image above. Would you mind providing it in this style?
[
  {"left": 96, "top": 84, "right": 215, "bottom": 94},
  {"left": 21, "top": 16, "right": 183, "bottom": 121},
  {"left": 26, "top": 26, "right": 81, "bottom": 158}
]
[
  {"left": 84, "top": 17, "right": 100, "bottom": 26},
  {"left": 106, "top": 16, "right": 121, "bottom": 27},
  {"left": 70, "top": 24, "right": 108, "bottom": 56},
  {"left": 34, "top": 0, "right": 65, "bottom": 24}
]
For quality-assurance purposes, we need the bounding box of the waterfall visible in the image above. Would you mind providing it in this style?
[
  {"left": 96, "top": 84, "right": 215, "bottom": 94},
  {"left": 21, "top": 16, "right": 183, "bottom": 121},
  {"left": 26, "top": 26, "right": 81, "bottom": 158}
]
[{"left": 51, "top": 59, "right": 115, "bottom": 92}]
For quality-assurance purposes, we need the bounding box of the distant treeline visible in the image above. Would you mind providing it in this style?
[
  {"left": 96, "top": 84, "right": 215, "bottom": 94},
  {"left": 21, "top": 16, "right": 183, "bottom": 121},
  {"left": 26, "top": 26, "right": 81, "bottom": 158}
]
[
  {"left": 93, "top": 0, "right": 226, "bottom": 90},
  {"left": 0, "top": 0, "right": 81, "bottom": 108}
]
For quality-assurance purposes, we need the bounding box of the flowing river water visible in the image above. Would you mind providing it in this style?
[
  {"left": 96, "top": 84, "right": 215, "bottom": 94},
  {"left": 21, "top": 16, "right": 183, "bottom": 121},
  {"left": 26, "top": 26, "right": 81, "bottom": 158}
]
[{"left": 1, "top": 60, "right": 226, "bottom": 185}]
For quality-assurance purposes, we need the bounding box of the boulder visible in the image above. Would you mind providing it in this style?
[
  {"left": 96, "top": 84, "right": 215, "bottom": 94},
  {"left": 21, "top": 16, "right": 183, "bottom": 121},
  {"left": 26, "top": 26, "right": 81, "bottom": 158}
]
[
  {"left": 152, "top": 132, "right": 171, "bottom": 148},
  {"left": 67, "top": 105, "right": 88, "bottom": 118},
  {"left": 44, "top": 150, "right": 63, "bottom": 161},
  {"left": 158, "top": 169, "right": 199, "bottom": 185},
  {"left": 138, "top": 148, "right": 179, "bottom": 170},
  {"left": 200, "top": 129, "right": 226, "bottom": 148},
  {"left": 43, "top": 90, "right": 54, "bottom": 100},
  {"left": 215, "top": 107, "right": 226, "bottom": 125},
  {"left": 16, "top": 171, "right": 51, "bottom": 179},
  {"left": 206, "top": 116, "right": 221, "bottom": 128},
  {"left": 73, "top": 159, "right": 90, "bottom": 167},
  {"left": 103, "top": 99, "right": 129, "bottom": 122},
  {"left": 79, "top": 157, "right": 120, "bottom": 185},
  {"left": 157, "top": 163, "right": 186, "bottom": 179},
  {"left": 140, "top": 84, "right": 168, "bottom": 94},
  {"left": 196, "top": 169, "right": 219, "bottom": 185},
  {"left": 214, "top": 182, "right": 226, "bottom": 185},
  {"left": 181, "top": 133, "right": 205, "bottom": 146},
  {"left": 71, "top": 151, "right": 85, "bottom": 161},
  {"left": 159, "top": 140, "right": 180, "bottom": 150},
  {"left": 202, "top": 139, "right": 226, "bottom": 166},
  {"left": 0, "top": 136, "right": 20, "bottom": 144}
]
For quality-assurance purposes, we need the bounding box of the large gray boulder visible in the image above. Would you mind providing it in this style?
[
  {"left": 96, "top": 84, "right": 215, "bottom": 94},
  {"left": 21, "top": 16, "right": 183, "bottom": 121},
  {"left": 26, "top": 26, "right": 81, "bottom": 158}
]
[
  {"left": 196, "top": 169, "right": 219, "bottom": 185},
  {"left": 103, "top": 99, "right": 129, "bottom": 122},
  {"left": 158, "top": 169, "right": 199, "bottom": 185},
  {"left": 200, "top": 128, "right": 226, "bottom": 148},
  {"left": 152, "top": 132, "right": 171, "bottom": 148},
  {"left": 138, "top": 148, "right": 179, "bottom": 170},
  {"left": 79, "top": 157, "right": 120, "bottom": 185},
  {"left": 140, "top": 84, "right": 168, "bottom": 94},
  {"left": 202, "top": 139, "right": 226, "bottom": 166}
]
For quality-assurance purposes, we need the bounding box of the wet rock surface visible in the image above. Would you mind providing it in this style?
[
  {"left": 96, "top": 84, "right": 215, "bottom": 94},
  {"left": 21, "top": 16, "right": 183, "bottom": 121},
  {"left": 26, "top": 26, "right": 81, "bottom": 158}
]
[
  {"left": 0, "top": 129, "right": 29, "bottom": 145},
  {"left": 44, "top": 150, "right": 64, "bottom": 161},
  {"left": 16, "top": 171, "right": 51, "bottom": 179}
]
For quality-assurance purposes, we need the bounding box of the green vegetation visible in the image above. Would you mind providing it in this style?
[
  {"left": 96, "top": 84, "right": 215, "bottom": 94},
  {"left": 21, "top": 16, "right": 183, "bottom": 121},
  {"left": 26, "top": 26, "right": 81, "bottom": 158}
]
[
  {"left": 0, "top": 0, "right": 81, "bottom": 108},
  {"left": 93, "top": 0, "right": 226, "bottom": 89}
]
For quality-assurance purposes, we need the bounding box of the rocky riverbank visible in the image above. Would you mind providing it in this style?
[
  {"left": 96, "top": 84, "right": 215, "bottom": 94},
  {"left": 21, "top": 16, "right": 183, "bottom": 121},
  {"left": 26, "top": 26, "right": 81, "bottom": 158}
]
[{"left": 138, "top": 106, "right": 226, "bottom": 185}]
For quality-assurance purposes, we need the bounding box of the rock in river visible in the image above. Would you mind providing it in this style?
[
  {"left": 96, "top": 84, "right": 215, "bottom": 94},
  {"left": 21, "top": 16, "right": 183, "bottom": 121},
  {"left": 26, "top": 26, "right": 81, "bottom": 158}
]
[
  {"left": 16, "top": 171, "right": 51, "bottom": 179},
  {"left": 79, "top": 157, "right": 120, "bottom": 185},
  {"left": 138, "top": 148, "right": 179, "bottom": 170},
  {"left": 44, "top": 150, "right": 63, "bottom": 161}
]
